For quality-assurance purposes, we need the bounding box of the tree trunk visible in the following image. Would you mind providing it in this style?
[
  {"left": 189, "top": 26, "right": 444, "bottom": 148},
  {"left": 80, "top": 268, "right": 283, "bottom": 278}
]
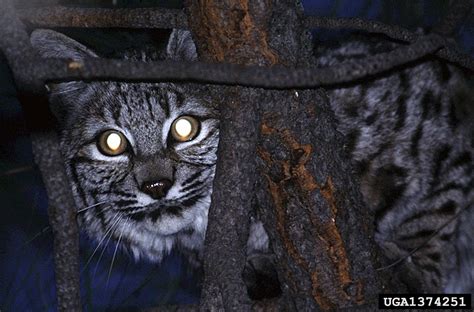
[{"left": 186, "top": 0, "right": 405, "bottom": 310}]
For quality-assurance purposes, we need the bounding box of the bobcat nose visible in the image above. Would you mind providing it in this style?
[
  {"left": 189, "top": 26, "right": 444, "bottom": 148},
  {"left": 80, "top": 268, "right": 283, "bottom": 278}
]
[{"left": 141, "top": 179, "right": 173, "bottom": 199}]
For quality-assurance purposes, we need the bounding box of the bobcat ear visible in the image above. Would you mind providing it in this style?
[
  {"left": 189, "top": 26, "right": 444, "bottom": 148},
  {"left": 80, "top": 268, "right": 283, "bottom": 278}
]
[
  {"left": 30, "top": 29, "right": 98, "bottom": 60},
  {"left": 166, "top": 29, "right": 197, "bottom": 61},
  {"left": 30, "top": 30, "right": 97, "bottom": 126}
]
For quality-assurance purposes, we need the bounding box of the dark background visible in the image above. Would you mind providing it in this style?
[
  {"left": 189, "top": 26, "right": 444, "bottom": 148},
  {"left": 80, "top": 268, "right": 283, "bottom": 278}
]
[{"left": 0, "top": 1, "right": 472, "bottom": 311}]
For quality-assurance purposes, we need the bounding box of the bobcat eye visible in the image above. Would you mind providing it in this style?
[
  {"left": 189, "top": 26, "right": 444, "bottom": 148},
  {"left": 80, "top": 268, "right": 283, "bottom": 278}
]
[
  {"left": 170, "top": 116, "right": 200, "bottom": 142},
  {"left": 97, "top": 130, "right": 128, "bottom": 156}
]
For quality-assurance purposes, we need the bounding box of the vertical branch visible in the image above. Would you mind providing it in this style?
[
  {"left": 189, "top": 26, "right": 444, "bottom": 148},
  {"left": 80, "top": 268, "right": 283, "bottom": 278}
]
[
  {"left": 0, "top": 1, "right": 82, "bottom": 311},
  {"left": 185, "top": 0, "right": 278, "bottom": 310},
  {"left": 254, "top": 0, "right": 404, "bottom": 310},
  {"left": 27, "top": 106, "right": 83, "bottom": 312}
]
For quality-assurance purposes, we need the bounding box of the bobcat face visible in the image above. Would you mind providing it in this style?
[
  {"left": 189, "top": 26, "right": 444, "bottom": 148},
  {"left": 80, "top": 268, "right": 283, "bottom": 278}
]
[{"left": 31, "top": 29, "right": 219, "bottom": 262}]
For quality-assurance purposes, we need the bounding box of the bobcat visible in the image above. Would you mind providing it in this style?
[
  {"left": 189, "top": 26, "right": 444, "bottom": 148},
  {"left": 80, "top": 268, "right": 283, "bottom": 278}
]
[{"left": 30, "top": 28, "right": 473, "bottom": 296}]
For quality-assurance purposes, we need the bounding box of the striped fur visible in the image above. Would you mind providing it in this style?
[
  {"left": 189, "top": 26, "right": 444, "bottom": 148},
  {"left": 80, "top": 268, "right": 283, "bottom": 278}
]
[{"left": 31, "top": 29, "right": 220, "bottom": 262}]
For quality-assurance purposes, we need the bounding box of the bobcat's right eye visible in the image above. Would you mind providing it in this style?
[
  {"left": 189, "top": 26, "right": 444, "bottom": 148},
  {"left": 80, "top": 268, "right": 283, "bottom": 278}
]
[
  {"left": 97, "top": 130, "right": 128, "bottom": 156},
  {"left": 170, "top": 116, "right": 200, "bottom": 142}
]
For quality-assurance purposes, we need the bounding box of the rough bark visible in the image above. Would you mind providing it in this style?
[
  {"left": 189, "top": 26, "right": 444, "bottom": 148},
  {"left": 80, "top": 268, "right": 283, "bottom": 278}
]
[
  {"left": 253, "top": 0, "right": 402, "bottom": 310},
  {"left": 24, "top": 96, "right": 82, "bottom": 312},
  {"left": 19, "top": 6, "right": 187, "bottom": 29},
  {"left": 187, "top": 0, "right": 402, "bottom": 311},
  {"left": 8, "top": 35, "right": 456, "bottom": 89},
  {"left": 185, "top": 0, "right": 278, "bottom": 310},
  {"left": 0, "top": 1, "right": 82, "bottom": 311}
]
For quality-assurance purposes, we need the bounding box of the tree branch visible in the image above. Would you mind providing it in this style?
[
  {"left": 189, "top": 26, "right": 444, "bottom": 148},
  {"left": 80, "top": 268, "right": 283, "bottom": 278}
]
[
  {"left": 248, "top": 1, "right": 398, "bottom": 309},
  {"left": 304, "top": 11, "right": 474, "bottom": 71},
  {"left": 0, "top": 1, "right": 82, "bottom": 311},
  {"left": 18, "top": 6, "right": 187, "bottom": 29},
  {"left": 6, "top": 33, "right": 449, "bottom": 93},
  {"left": 185, "top": 0, "right": 279, "bottom": 310},
  {"left": 18, "top": 5, "right": 474, "bottom": 71}
]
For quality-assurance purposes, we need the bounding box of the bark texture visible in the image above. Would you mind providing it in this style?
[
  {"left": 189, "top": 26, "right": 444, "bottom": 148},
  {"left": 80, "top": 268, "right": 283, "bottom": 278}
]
[
  {"left": 0, "top": 1, "right": 82, "bottom": 310},
  {"left": 252, "top": 1, "right": 386, "bottom": 310},
  {"left": 187, "top": 0, "right": 398, "bottom": 310},
  {"left": 186, "top": 1, "right": 277, "bottom": 310}
]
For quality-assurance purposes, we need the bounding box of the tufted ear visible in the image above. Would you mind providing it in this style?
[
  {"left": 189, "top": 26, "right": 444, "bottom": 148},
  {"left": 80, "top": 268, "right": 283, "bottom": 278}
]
[
  {"left": 30, "top": 29, "right": 98, "bottom": 125},
  {"left": 166, "top": 29, "right": 198, "bottom": 61},
  {"left": 30, "top": 29, "right": 98, "bottom": 60}
]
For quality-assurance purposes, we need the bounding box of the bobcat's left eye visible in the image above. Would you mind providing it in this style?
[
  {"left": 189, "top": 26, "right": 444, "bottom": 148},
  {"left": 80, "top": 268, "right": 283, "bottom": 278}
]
[
  {"left": 170, "top": 116, "right": 200, "bottom": 142},
  {"left": 97, "top": 130, "right": 128, "bottom": 156}
]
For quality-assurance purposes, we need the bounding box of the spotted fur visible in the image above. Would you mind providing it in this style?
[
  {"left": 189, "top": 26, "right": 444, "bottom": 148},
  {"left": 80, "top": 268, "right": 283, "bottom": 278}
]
[{"left": 315, "top": 35, "right": 474, "bottom": 293}]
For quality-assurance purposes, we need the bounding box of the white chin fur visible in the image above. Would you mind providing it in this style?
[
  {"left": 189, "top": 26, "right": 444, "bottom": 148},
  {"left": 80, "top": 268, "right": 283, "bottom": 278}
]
[{"left": 125, "top": 194, "right": 210, "bottom": 263}]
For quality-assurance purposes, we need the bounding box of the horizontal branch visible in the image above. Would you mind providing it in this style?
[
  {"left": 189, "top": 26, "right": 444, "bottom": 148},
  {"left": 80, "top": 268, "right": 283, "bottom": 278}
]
[
  {"left": 304, "top": 17, "right": 474, "bottom": 70},
  {"left": 17, "top": 6, "right": 474, "bottom": 72},
  {"left": 18, "top": 6, "right": 187, "bottom": 29},
  {"left": 13, "top": 34, "right": 446, "bottom": 92},
  {"left": 17, "top": 4, "right": 468, "bottom": 42},
  {"left": 304, "top": 16, "right": 416, "bottom": 42}
]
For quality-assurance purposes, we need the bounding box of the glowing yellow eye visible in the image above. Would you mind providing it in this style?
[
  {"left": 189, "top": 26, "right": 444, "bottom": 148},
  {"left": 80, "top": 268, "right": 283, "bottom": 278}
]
[
  {"left": 97, "top": 130, "right": 127, "bottom": 156},
  {"left": 171, "top": 116, "right": 200, "bottom": 142}
]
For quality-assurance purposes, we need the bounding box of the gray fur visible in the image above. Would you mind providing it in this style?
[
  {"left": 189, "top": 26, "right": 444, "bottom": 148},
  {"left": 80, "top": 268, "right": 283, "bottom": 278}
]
[
  {"left": 166, "top": 29, "right": 198, "bottom": 61},
  {"left": 31, "top": 29, "right": 98, "bottom": 60},
  {"left": 315, "top": 35, "right": 473, "bottom": 293},
  {"left": 31, "top": 29, "right": 218, "bottom": 262}
]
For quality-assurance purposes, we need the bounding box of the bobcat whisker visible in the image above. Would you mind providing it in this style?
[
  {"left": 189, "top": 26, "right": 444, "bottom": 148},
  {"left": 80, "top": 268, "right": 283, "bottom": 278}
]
[
  {"left": 0, "top": 225, "right": 51, "bottom": 255},
  {"left": 53, "top": 85, "right": 88, "bottom": 95},
  {"left": 0, "top": 165, "right": 34, "bottom": 176},
  {"left": 81, "top": 213, "right": 122, "bottom": 274},
  {"left": 22, "top": 225, "right": 51, "bottom": 246},
  {"left": 93, "top": 219, "right": 119, "bottom": 280},
  {"left": 107, "top": 217, "right": 127, "bottom": 287},
  {"left": 376, "top": 205, "right": 467, "bottom": 271},
  {"left": 77, "top": 201, "right": 108, "bottom": 214}
]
